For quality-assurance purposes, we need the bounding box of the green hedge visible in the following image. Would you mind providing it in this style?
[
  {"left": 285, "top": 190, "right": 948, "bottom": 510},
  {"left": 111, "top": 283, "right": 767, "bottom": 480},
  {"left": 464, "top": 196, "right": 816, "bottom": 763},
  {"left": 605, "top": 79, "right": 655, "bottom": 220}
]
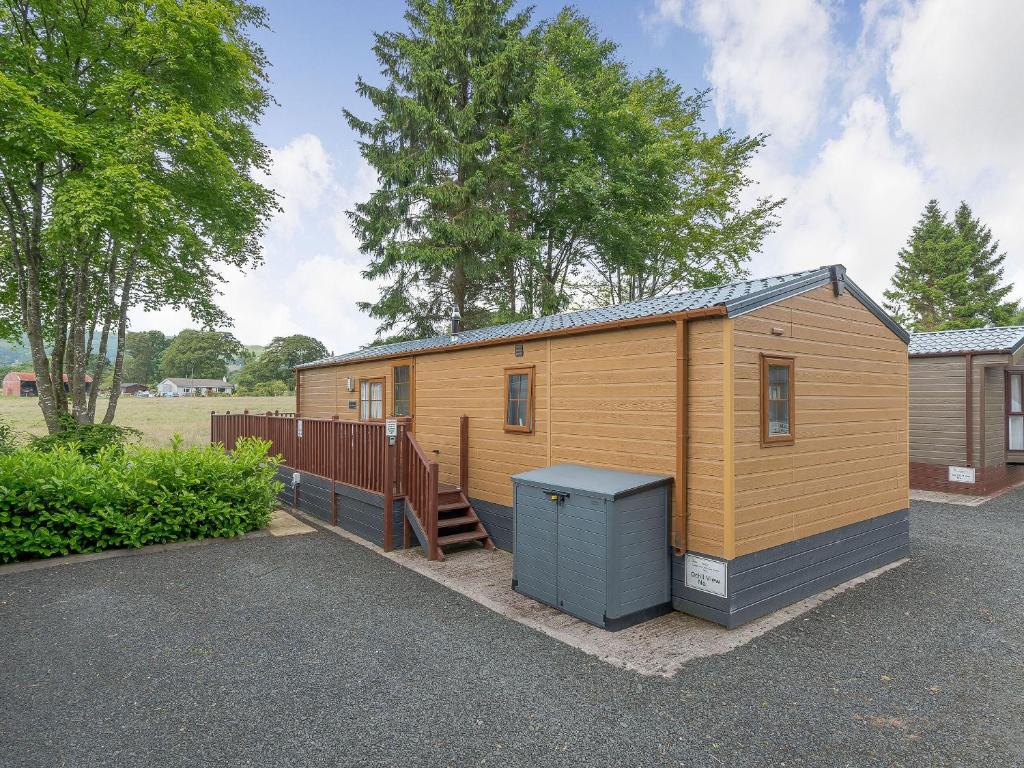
[{"left": 0, "top": 437, "right": 282, "bottom": 563}]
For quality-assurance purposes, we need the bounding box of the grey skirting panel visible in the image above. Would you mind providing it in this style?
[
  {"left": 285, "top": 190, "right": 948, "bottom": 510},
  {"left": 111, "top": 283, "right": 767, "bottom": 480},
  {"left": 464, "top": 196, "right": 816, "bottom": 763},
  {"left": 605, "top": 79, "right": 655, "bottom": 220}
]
[
  {"left": 673, "top": 508, "right": 910, "bottom": 629},
  {"left": 276, "top": 469, "right": 404, "bottom": 549},
  {"left": 471, "top": 498, "right": 513, "bottom": 552},
  {"left": 335, "top": 484, "right": 404, "bottom": 550},
  {"left": 274, "top": 466, "right": 297, "bottom": 508},
  {"left": 296, "top": 473, "right": 335, "bottom": 524}
]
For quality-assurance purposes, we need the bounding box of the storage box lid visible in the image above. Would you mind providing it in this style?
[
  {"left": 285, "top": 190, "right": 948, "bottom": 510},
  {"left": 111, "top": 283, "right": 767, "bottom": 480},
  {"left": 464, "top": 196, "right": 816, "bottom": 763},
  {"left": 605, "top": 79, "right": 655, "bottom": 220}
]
[{"left": 512, "top": 463, "right": 671, "bottom": 500}]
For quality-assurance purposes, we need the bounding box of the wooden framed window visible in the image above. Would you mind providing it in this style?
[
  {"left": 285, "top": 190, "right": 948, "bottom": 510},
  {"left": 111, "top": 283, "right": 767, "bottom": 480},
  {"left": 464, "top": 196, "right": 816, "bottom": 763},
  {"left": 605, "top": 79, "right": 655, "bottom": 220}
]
[
  {"left": 359, "top": 377, "right": 385, "bottom": 421},
  {"left": 761, "top": 354, "right": 795, "bottom": 446},
  {"left": 504, "top": 366, "right": 534, "bottom": 433},
  {"left": 1008, "top": 372, "right": 1024, "bottom": 452},
  {"left": 393, "top": 364, "right": 412, "bottom": 417}
]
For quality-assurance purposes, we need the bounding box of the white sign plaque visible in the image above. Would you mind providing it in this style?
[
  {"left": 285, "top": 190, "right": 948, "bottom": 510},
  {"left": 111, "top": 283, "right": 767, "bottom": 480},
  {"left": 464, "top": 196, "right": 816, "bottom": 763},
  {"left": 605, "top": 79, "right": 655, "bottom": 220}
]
[
  {"left": 948, "top": 466, "right": 976, "bottom": 484},
  {"left": 385, "top": 418, "right": 398, "bottom": 438},
  {"left": 296, "top": 419, "right": 303, "bottom": 438},
  {"left": 684, "top": 554, "right": 728, "bottom": 597}
]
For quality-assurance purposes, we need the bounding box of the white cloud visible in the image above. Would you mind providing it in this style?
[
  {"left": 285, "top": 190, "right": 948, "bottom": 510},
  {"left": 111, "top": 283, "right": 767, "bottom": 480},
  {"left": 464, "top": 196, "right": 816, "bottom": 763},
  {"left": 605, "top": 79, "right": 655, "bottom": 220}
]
[
  {"left": 750, "top": 96, "right": 929, "bottom": 301},
  {"left": 888, "top": 0, "right": 1024, "bottom": 180},
  {"left": 681, "top": 0, "right": 834, "bottom": 148},
  {"left": 677, "top": 0, "right": 1023, "bottom": 307},
  {"left": 258, "top": 133, "right": 336, "bottom": 236},
  {"left": 640, "top": 0, "right": 684, "bottom": 40}
]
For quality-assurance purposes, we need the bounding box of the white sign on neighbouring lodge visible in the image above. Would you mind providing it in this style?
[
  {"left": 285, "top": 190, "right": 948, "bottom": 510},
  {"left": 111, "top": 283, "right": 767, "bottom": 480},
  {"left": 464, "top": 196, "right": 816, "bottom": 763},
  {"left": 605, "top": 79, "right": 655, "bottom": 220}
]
[
  {"left": 684, "top": 553, "right": 728, "bottom": 598},
  {"left": 296, "top": 419, "right": 303, "bottom": 438},
  {"left": 948, "top": 465, "right": 976, "bottom": 484},
  {"left": 385, "top": 419, "right": 398, "bottom": 438}
]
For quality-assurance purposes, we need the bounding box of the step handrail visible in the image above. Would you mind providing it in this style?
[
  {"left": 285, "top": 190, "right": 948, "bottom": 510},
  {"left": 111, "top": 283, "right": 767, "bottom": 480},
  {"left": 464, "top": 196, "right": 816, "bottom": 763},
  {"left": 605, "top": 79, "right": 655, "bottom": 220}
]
[{"left": 403, "top": 430, "right": 440, "bottom": 560}]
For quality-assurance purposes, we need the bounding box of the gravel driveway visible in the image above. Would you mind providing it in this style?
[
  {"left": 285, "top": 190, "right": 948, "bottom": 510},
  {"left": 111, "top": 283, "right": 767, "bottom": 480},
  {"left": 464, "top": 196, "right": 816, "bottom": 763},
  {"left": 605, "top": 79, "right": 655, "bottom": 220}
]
[{"left": 2, "top": 490, "right": 1022, "bottom": 768}]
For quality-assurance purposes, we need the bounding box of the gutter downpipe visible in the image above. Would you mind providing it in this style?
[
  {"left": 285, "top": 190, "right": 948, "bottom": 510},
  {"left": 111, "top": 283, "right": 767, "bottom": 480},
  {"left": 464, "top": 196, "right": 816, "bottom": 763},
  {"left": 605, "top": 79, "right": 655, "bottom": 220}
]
[
  {"left": 966, "top": 353, "right": 974, "bottom": 468},
  {"left": 674, "top": 318, "right": 688, "bottom": 554}
]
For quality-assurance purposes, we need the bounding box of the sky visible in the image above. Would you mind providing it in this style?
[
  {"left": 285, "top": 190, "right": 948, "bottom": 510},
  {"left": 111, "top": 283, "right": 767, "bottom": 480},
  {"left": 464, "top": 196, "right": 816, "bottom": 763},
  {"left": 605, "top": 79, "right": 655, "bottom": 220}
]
[{"left": 129, "top": 0, "right": 1024, "bottom": 354}]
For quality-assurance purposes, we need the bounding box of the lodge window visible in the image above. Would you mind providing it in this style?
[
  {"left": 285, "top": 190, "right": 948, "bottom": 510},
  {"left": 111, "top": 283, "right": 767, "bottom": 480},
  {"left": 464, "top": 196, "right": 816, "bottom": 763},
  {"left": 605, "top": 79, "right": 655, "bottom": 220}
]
[
  {"left": 761, "top": 355, "right": 795, "bottom": 446},
  {"left": 504, "top": 366, "right": 534, "bottom": 433},
  {"left": 1009, "top": 373, "right": 1024, "bottom": 451},
  {"left": 393, "top": 365, "right": 411, "bottom": 417},
  {"left": 359, "top": 377, "right": 384, "bottom": 421}
]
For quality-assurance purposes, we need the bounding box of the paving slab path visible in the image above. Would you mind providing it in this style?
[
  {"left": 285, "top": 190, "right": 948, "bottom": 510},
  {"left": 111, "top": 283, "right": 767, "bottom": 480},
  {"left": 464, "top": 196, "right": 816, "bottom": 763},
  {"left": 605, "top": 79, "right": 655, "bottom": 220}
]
[{"left": 2, "top": 490, "right": 1022, "bottom": 767}]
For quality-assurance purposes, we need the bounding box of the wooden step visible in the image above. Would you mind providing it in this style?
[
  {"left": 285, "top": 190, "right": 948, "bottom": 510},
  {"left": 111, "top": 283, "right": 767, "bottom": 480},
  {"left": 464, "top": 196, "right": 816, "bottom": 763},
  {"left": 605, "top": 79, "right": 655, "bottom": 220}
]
[
  {"left": 437, "top": 514, "right": 476, "bottom": 529},
  {"left": 436, "top": 528, "right": 489, "bottom": 546},
  {"left": 438, "top": 501, "right": 471, "bottom": 513}
]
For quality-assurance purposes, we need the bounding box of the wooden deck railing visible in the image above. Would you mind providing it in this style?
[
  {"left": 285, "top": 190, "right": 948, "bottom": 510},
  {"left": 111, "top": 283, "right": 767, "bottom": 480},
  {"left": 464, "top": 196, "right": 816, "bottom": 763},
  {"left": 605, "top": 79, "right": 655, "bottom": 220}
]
[
  {"left": 403, "top": 430, "right": 439, "bottom": 561},
  {"left": 212, "top": 411, "right": 440, "bottom": 556},
  {"left": 210, "top": 410, "right": 407, "bottom": 498}
]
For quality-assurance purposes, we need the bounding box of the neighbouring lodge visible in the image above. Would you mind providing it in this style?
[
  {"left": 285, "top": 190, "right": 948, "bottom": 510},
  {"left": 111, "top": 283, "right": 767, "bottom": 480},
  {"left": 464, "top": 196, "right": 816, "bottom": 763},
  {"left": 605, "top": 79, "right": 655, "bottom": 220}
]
[
  {"left": 215, "top": 265, "right": 912, "bottom": 629},
  {"left": 908, "top": 326, "right": 1024, "bottom": 495}
]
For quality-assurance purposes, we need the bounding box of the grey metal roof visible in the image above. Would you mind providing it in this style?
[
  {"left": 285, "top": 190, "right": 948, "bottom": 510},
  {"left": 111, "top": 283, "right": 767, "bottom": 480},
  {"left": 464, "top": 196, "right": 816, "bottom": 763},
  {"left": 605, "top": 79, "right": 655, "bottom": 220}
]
[
  {"left": 512, "top": 463, "right": 671, "bottom": 499},
  {"left": 299, "top": 264, "right": 907, "bottom": 368},
  {"left": 908, "top": 326, "right": 1024, "bottom": 356}
]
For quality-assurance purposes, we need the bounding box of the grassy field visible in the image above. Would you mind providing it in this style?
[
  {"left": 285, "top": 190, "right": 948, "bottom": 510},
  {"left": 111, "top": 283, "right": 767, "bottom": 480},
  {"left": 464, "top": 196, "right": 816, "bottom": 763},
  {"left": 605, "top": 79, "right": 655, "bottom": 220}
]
[{"left": 1, "top": 395, "right": 295, "bottom": 448}]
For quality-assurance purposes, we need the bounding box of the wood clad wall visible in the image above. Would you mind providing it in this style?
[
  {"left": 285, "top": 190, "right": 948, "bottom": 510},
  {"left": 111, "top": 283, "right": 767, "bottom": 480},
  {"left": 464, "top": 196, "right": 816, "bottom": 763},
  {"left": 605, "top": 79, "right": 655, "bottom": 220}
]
[
  {"left": 730, "top": 285, "right": 909, "bottom": 558},
  {"left": 686, "top": 317, "right": 727, "bottom": 558},
  {"left": 298, "top": 359, "right": 408, "bottom": 419},
  {"left": 549, "top": 325, "right": 676, "bottom": 475},
  {"left": 909, "top": 357, "right": 966, "bottom": 465},
  {"left": 414, "top": 325, "right": 678, "bottom": 508},
  {"left": 414, "top": 340, "right": 549, "bottom": 505},
  {"left": 980, "top": 361, "right": 1006, "bottom": 468}
]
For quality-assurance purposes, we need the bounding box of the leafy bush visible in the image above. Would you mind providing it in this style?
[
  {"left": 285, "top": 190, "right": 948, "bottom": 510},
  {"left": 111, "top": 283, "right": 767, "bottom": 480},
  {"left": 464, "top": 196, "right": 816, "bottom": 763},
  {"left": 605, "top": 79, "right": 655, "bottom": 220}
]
[
  {"left": 235, "top": 379, "right": 293, "bottom": 397},
  {"left": 29, "top": 415, "right": 142, "bottom": 457},
  {"left": 0, "top": 437, "right": 281, "bottom": 563},
  {"left": 0, "top": 417, "right": 17, "bottom": 456}
]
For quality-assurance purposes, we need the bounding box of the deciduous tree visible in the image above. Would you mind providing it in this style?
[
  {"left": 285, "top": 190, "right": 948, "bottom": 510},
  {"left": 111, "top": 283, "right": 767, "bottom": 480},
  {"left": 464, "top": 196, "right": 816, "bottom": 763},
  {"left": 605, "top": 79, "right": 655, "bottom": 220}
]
[
  {"left": 0, "top": 0, "right": 275, "bottom": 432},
  {"left": 237, "top": 334, "right": 328, "bottom": 390},
  {"left": 122, "top": 331, "right": 171, "bottom": 387},
  {"left": 158, "top": 330, "right": 243, "bottom": 381}
]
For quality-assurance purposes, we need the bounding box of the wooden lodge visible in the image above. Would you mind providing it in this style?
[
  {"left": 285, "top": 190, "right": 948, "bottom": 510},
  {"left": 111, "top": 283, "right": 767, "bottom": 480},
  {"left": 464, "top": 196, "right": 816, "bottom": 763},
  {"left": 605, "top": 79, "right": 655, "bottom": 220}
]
[
  {"left": 908, "top": 326, "right": 1024, "bottom": 495},
  {"left": 213, "top": 264, "right": 912, "bottom": 629}
]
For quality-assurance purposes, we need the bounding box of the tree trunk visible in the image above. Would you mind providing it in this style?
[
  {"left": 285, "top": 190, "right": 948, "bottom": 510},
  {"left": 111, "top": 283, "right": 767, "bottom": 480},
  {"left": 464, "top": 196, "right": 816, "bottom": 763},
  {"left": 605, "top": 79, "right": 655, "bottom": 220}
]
[
  {"left": 87, "top": 245, "right": 120, "bottom": 422},
  {"left": 102, "top": 254, "right": 136, "bottom": 425},
  {"left": 69, "top": 261, "right": 91, "bottom": 422},
  {"left": 23, "top": 163, "right": 63, "bottom": 433}
]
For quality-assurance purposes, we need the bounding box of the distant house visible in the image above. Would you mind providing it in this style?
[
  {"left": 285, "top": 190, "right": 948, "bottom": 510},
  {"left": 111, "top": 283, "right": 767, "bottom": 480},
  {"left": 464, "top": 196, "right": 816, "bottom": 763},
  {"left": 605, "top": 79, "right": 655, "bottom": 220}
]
[
  {"left": 120, "top": 383, "right": 149, "bottom": 396},
  {"left": 157, "top": 377, "right": 234, "bottom": 396},
  {"left": 2, "top": 371, "right": 92, "bottom": 397}
]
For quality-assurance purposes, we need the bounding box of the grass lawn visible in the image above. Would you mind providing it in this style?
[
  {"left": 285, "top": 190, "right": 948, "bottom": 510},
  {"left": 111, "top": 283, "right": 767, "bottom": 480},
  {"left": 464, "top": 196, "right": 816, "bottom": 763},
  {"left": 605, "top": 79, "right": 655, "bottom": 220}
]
[{"left": 1, "top": 395, "right": 295, "bottom": 448}]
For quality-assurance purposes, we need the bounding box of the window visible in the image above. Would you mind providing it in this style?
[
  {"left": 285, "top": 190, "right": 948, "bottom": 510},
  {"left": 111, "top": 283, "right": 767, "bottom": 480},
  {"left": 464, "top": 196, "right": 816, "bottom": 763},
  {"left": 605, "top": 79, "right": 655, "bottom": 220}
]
[
  {"left": 761, "top": 355, "right": 795, "bottom": 446},
  {"left": 393, "top": 365, "right": 412, "bottom": 417},
  {"left": 359, "top": 377, "right": 384, "bottom": 421},
  {"left": 504, "top": 366, "right": 534, "bottom": 433},
  {"left": 1009, "top": 373, "right": 1024, "bottom": 452}
]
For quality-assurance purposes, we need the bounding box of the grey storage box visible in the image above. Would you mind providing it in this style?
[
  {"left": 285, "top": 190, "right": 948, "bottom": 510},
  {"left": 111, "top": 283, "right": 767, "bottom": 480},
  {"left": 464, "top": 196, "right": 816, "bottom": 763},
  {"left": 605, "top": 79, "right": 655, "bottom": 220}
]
[{"left": 511, "top": 464, "right": 672, "bottom": 631}]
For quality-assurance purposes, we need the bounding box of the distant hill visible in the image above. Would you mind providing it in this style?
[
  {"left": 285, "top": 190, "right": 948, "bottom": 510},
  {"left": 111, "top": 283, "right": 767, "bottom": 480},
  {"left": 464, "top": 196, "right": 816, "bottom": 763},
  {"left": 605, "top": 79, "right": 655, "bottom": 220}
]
[{"left": 0, "top": 336, "right": 31, "bottom": 367}]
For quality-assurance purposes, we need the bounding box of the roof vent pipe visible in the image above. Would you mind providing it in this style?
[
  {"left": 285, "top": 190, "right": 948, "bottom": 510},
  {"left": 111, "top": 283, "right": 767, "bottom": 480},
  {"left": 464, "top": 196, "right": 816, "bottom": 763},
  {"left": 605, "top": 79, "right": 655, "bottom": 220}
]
[{"left": 451, "top": 306, "right": 462, "bottom": 337}]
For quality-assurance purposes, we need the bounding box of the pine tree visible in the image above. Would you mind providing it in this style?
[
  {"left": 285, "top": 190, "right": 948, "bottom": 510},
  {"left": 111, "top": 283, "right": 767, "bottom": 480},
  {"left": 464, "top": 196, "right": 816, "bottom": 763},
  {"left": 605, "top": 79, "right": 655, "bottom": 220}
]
[
  {"left": 885, "top": 200, "right": 1022, "bottom": 331},
  {"left": 344, "top": 0, "right": 536, "bottom": 336},
  {"left": 950, "top": 202, "right": 1023, "bottom": 327}
]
